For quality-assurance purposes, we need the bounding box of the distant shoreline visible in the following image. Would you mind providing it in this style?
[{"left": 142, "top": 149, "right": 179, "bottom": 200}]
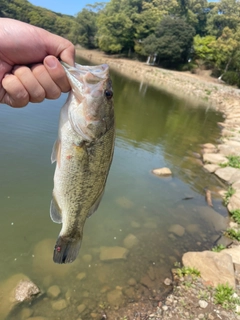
[{"left": 76, "top": 47, "right": 240, "bottom": 116}]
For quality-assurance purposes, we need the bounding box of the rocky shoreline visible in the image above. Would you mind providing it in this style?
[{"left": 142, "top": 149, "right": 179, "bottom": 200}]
[{"left": 75, "top": 48, "right": 240, "bottom": 319}]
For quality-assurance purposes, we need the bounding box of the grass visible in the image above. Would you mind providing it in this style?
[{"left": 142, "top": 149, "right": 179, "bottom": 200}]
[
  {"left": 220, "top": 155, "right": 240, "bottom": 169},
  {"left": 176, "top": 266, "right": 201, "bottom": 278},
  {"left": 212, "top": 244, "right": 226, "bottom": 252},
  {"left": 214, "top": 283, "right": 240, "bottom": 309},
  {"left": 230, "top": 209, "right": 240, "bottom": 224},
  {"left": 225, "top": 228, "right": 240, "bottom": 241},
  {"left": 223, "top": 186, "right": 236, "bottom": 205}
]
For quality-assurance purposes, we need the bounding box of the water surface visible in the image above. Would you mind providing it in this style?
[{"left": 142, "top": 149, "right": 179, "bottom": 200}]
[{"left": 0, "top": 64, "right": 227, "bottom": 319}]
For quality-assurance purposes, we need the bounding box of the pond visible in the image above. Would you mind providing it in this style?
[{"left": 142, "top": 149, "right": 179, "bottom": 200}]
[{"left": 1, "top": 60, "right": 228, "bottom": 319}]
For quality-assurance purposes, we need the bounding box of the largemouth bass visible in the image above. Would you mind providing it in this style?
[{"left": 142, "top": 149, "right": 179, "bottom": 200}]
[{"left": 50, "top": 62, "right": 114, "bottom": 264}]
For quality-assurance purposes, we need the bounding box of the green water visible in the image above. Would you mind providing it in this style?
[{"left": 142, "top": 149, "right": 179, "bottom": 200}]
[{"left": 0, "top": 65, "right": 227, "bottom": 319}]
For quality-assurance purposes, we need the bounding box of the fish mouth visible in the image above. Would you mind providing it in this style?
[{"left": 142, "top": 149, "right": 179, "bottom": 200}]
[{"left": 61, "top": 61, "right": 109, "bottom": 82}]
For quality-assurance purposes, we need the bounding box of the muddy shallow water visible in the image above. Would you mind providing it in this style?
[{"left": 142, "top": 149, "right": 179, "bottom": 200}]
[{"left": 0, "top": 64, "right": 228, "bottom": 319}]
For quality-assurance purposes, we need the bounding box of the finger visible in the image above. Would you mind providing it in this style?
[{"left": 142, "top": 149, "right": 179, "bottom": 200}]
[
  {"left": 44, "top": 56, "right": 71, "bottom": 93},
  {"left": 31, "top": 63, "right": 61, "bottom": 100},
  {"left": 1, "top": 74, "right": 29, "bottom": 107},
  {"left": 13, "top": 66, "right": 45, "bottom": 103}
]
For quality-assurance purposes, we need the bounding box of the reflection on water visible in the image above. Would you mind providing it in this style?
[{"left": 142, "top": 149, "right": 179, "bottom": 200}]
[{"left": 0, "top": 65, "right": 228, "bottom": 319}]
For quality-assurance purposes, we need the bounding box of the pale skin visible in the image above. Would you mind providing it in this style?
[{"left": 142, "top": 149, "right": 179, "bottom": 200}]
[{"left": 0, "top": 18, "right": 75, "bottom": 107}]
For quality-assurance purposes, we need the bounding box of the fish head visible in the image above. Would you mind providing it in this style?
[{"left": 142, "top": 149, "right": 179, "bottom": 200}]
[{"left": 62, "top": 62, "right": 114, "bottom": 141}]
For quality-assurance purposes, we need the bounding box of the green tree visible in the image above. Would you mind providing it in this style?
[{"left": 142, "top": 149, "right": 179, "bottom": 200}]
[
  {"left": 193, "top": 34, "right": 216, "bottom": 62},
  {"left": 75, "top": 8, "right": 98, "bottom": 48},
  {"left": 154, "top": 17, "right": 195, "bottom": 68}
]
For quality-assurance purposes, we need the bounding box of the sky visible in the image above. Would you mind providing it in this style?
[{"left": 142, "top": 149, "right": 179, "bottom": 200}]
[{"left": 29, "top": 0, "right": 108, "bottom": 16}]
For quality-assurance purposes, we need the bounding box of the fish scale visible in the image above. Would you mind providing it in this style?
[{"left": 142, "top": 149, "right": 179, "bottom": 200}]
[{"left": 50, "top": 62, "right": 114, "bottom": 264}]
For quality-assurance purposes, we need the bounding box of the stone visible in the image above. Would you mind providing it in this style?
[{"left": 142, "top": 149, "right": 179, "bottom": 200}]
[
  {"left": 127, "top": 278, "right": 137, "bottom": 286},
  {"left": 47, "top": 285, "right": 61, "bottom": 298},
  {"left": 123, "top": 234, "right": 139, "bottom": 249},
  {"left": 218, "top": 144, "right": 240, "bottom": 156},
  {"left": 33, "top": 239, "right": 74, "bottom": 277},
  {"left": 186, "top": 224, "right": 201, "bottom": 235},
  {"left": 27, "top": 318, "right": 48, "bottom": 320},
  {"left": 228, "top": 190, "right": 240, "bottom": 212},
  {"left": 221, "top": 246, "right": 240, "bottom": 265},
  {"left": 182, "top": 251, "right": 235, "bottom": 288},
  {"left": 107, "top": 289, "right": 124, "bottom": 307},
  {"left": 77, "top": 304, "right": 86, "bottom": 313},
  {"left": 197, "top": 206, "right": 229, "bottom": 232},
  {"left": 131, "top": 221, "right": 140, "bottom": 228},
  {"left": 203, "top": 164, "right": 220, "bottom": 173},
  {"left": 99, "top": 246, "right": 129, "bottom": 261},
  {"left": 77, "top": 272, "right": 86, "bottom": 280},
  {"left": 199, "top": 300, "right": 208, "bottom": 308},
  {"left": 51, "top": 299, "right": 67, "bottom": 311},
  {"left": 202, "top": 143, "right": 216, "bottom": 149},
  {"left": 215, "top": 167, "right": 239, "bottom": 183},
  {"left": 143, "top": 221, "right": 157, "bottom": 229},
  {"left": 15, "top": 280, "right": 40, "bottom": 302},
  {"left": 203, "top": 153, "right": 227, "bottom": 165},
  {"left": 20, "top": 308, "right": 33, "bottom": 319},
  {"left": 0, "top": 274, "right": 38, "bottom": 319},
  {"left": 152, "top": 167, "right": 172, "bottom": 176},
  {"left": 168, "top": 224, "right": 185, "bottom": 237},
  {"left": 82, "top": 254, "right": 92, "bottom": 263},
  {"left": 164, "top": 278, "right": 172, "bottom": 286},
  {"left": 124, "top": 287, "right": 135, "bottom": 298},
  {"left": 116, "top": 196, "right": 134, "bottom": 209},
  {"left": 232, "top": 180, "right": 240, "bottom": 191}
]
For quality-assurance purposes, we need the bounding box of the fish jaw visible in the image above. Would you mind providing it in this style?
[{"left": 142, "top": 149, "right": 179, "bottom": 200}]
[
  {"left": 61, "top": 62, "right": 114, "bottom": 142},
  {"left": 53, "top": 235, "right": 82, "bottom": 264}
]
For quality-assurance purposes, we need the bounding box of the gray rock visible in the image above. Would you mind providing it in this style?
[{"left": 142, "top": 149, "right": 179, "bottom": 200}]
[
  {"left": 232, "top": 180, "right": 240, "bottom": 191},
  {"left": 228, "top": 190, "right": 240, "bottom": 212},
  {"left": 47, "top": 285, "right": 61, "bottom": 299},
  {"left": 152, "top": 167, "right": 172, "bottom": 176},
  {"left": 182, "top": 251, "right": 235, "bottom": 288},
  {"left": 203, "top": 153, "right": 227, "bottom": 165},
  {"left": 99, "top": 246, "right": 129, "bottom": 261},
  {"left": 82, "top": 254, "right": 92, "bottom": 263},
  {"left": 51, "top": 299, "right": 67, "bottom": 311},
  {"left": 164, "top": 278, "right": 172, "bottom": 286},
  {"left": 215, "top": 167, "right": 239, "bottom": 183},
  {"left": 76, "top": 272, "right": 86, "bottom": 280},
  {"left": 203, "top": 164, "right": 220, "bottom": 173},
  {"left": 77, "top": 304, "right": 86, "bottom": 313},
  {"left": 131, "top": 221, "right": 140, "bottom": 228},
  {"left": 197, "top": 206, "right": 229, "bottom": 232},
  {"left": 218, "top": 144, "right": 240, "bottom": 156},
  {"left": 202, "top": 143, "right": 216, "bottom": 149},
  {"left": 186, "top": 224, "right": 201, "bottom": 235},
  {"left": 168, "top": 224, "right": 185, "bottom": 237},
  {"left": 229, "top": 171, "right": 240, "bottom": 184},
  {"left": 15, "top": 280, "right": 40, "bottom": 302},
  {"left": 107, "top": 289, "right": 124, "bottom": 307},
  {"left": 221, "top": 246, "right": 240, "bottom": 265},
  {"left": 20, "top": 308, "right": 33, "bottom": 320},
  {"left": 123, "top": 234, "right": 139, "bottom": 249},
  {"left": 199, "top": 300, "right": 208, "bottom": 308},
  {"left": 127, "top": 278, "right": 137, "bottom": 286},
  {"left": 27, "top": 317, "right": 48, "bottom": 320}
]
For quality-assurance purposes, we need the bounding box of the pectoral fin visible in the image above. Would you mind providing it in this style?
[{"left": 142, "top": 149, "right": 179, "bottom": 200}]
[
  {"left": 51, "top": 139, "right": 61, "bottom": 165},
  {"left": 50, "top": 196, "right": 62, "bottom": 224},
  {"left": 87, "top": 189, "right": 105, "bottom": 218}
]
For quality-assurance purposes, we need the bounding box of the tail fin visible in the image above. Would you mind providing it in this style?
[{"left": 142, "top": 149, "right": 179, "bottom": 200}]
[{"left": 53, "top": 236, "right": 81, "bottom": 264}]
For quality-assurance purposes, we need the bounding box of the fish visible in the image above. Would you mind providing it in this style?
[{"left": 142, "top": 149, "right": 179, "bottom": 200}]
[{"left": 50, "top": 62, "right": 115, "bottom": 264}]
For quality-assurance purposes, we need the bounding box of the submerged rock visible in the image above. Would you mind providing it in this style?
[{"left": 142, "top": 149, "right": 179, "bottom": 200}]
[
  {"left": 51, "top": 299, "right": 67, "bottom": 311},
  {"left": 107, "top": 289, "right": 124, "bottom": 307},
  {"left": 0, "top": 273, "right": 40, "bottom": 319},
  {"left": 182, "top": 251, "right": 235, "bottom": 288},
  {"left": 47, "top": 285, "right": 61, "bottom": 299},
  {"left": 168, "top": 224, "right": 185, "bottom": 237},
  {"left": 123, "top": 234, "right": 139, "bottom": 249},
  {"left": 203, "top": 164, "right": 220, "bottom": 173},
  {"left": 99, "top": 246, "right": 129, "bottom": 261},
  {"left": 152, "top": 167, "right": 172, "bottom": 176}
]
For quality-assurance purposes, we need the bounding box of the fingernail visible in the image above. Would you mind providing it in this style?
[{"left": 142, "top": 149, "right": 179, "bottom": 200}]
[{"left": 45, "top": 56, "right": 57, "bottom": 69}]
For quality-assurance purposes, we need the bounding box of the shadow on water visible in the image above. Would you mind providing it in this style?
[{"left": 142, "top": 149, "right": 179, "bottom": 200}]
[{"left": 1, "top": 59, "right": 228, "bottom": 319}]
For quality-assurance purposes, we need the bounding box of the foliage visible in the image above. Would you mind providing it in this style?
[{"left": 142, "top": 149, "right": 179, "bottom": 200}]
[
  {"left": 222, "top": 71, "right": 240, "bottom": 87},
  {"left": 223, "top": 186, "right": 235, "bottom": 205},
  {"left": 212, "top": 244, "right": 226, "bottom": 252},
  {"left": 230, "top": 209, "right": 240, "bottom": 224},
  {"left": 221, "top": 155, "right": 240, "bottom": 168},
  {"left": 75, "top": 8, "right": 98, "bottom": 48},
  {"left": 176, "top": 266, "right": 201, "bottom": 278},
  {"left": 142, "top": 17, "right": 195, "bottom": 68},
  {"left": 193, "top": 35, "right": 216, "bottom": 62},
  {"left": 214, "top": 283, "right": 240, "bottom": 309},
  {"left": 225, "top": 228, "right": 240, "bottom": 241}
]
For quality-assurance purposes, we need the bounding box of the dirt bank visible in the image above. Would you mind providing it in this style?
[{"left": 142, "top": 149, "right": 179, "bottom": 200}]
[{"left": 76, "top": 48, "right": 240, "bottom": 115}]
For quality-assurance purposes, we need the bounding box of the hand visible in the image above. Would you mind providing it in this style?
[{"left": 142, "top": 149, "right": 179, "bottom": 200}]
[{"left": 0, "top": 18, "right": 75, "bottom": 107}]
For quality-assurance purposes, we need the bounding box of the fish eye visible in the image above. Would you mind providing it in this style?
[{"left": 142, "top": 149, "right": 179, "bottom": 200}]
[{"left": 105, "top": 89, "right": 113, "bottom": 100}]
